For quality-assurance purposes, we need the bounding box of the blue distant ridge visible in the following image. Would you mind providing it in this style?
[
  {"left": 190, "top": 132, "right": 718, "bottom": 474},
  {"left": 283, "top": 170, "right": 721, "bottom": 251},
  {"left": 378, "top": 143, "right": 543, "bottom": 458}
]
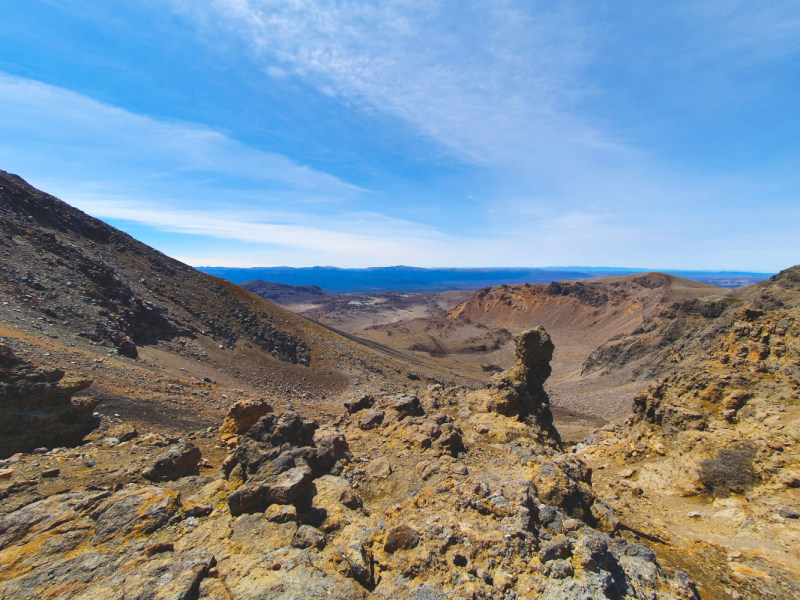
[{"left": 196, "top": 265, "right": 773, "bottom": 294}]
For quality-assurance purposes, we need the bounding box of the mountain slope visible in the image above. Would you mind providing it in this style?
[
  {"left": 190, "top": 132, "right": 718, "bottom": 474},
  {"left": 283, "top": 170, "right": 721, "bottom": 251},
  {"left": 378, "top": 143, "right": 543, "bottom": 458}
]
[
  {"left": 574, "top": 264, "right": 800, "bottom": 597},
  {"left": 239, "top": 279, "right": 334, "bottom": 305},
  {"left": 0, "top": 170, "right": 486, "bottom": 409}
]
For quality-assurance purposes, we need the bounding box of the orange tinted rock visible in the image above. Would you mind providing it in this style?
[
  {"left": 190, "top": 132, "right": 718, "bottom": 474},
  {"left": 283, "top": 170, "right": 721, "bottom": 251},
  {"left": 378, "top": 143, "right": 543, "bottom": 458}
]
[{"left": 219, "top": 399, "right": 273, "bottom": 435}]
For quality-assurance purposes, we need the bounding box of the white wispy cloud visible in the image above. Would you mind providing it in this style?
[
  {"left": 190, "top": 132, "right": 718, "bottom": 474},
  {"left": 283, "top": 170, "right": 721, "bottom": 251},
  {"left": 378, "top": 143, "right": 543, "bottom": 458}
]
[
  {"left": 170, "top": 0, "right": 611, "bottom": 178},
  {"left": 0, "top": 72, "right": 361, "bottom": 193},
  {"left": 66, "top": 192, "right": 451, "bottom": 261},
  {"left": 0, "top": 71, "right": 471, "bottom": 266}
]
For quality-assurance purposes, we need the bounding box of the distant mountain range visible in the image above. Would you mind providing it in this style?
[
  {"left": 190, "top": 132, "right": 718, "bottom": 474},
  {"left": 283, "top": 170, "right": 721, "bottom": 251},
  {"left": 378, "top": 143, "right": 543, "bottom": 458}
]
[{"left": 197, "top": 265, "right": 773, "bottom": 293}]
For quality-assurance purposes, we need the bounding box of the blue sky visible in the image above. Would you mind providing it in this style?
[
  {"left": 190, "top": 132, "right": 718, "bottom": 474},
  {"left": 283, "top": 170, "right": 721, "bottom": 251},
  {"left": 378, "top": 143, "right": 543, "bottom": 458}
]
[{"left": 1, "top": 1, "right": 798, "bottom": 270}]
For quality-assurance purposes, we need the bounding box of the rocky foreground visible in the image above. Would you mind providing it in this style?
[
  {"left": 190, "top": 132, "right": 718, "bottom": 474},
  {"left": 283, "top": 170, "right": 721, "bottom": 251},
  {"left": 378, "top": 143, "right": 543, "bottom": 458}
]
[{"left": 0, "top": 329, "right": 700, "bottom": 599}]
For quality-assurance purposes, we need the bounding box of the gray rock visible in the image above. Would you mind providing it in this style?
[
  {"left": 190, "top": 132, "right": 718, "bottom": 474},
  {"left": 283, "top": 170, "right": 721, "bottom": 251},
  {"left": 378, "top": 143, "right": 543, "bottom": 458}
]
[
  {"left": 544, "top": 558, "right": 574, "bottom": 579},
  {"left": 336, "top": 538, "right": 374, "bottom": 587},
  {"left": 142, "top": 443, "right": 201, "bottom": 482},
  {"left": 291, "top": 524, "right": 326, "bottom": 550},
  {"left": 390, "top": 394, "right": 424, "bottom": 417},
  {"left": 339, "top": 488, "right": 363, "bottom": 509},
  {"left": 344, "top": 395, "right": 374, "bottom": 414},
  {"left": 265, "top": 504, "right": 297, "bottom": 523},
  {"left": 358, "top": 409, "right": 385, "bottom": 430},
  {"left": 227, "top": 465, "right": 313, "bottom": 516},
  {"left": 538, "top": 537, "right": 572, "bottom": 563},
  {"left": 365, "top": 457, "right": 392, "bottom": 479},
  {"left": 91, "top": 487, "right": 181, "bottom": 543}
]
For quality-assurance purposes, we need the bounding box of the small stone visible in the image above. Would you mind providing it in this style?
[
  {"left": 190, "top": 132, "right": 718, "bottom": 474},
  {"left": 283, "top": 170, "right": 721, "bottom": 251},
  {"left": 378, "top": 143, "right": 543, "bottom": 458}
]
[
  {"left": 358, "top": 409, "right": 385, "bottom": 430},
  {"left": 41, "top": 468, "right": 60, "bottom": 478},
  {"left": 265, "top": 504, "right": 297, "bottom": 523},
  {"left": 32, "top": 447, "right": 48, "bottom": 455},
  {"left": 545, "top": 558, "right": 574, "bottom": 579},
  {"left": 143, "top": 542, "right": 174, "bottom": 556},
  {"left": 142, "top": 443, "right": 201, "bottom": 482},
  {"left": 591, "top": 501, "right": 619, "bottom": 533},
  {"left": 0, "top": 469, "right": 12, "bottom": 480},
  {"left": 84, "top": 460, "right": 95, "bottom": 468},
  {"left": 778, "top": 508, "right": 800, "bottom": 519},
  {"left": 451, "top": 463, "right": 468, "bottom": 476},
  {"left": 291, "top": 525, "right": 326, "bottom": 550},
  {"left": 539, "top": 537, "right": 572, "bottom": 563},
  {"left": 688, "top": 511, "right": 702, "bottom": 518},
  {"left": 339, "top": 488, "right": 363, "bottom": 509},
  {"left": 366, "top": 457, "right": 392, "bottom": 479},
  {"left": 344, "top": 395, "right": 374, "bottom": 414},
  {"left": 384, "top": 524, "right": 419, "bottom": 553}
]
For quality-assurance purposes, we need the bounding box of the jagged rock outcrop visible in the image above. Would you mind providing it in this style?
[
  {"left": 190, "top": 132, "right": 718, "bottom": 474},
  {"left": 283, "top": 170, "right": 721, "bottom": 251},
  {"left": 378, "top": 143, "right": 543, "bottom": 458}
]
[
  {"left": 223, "top": 411, "right": 348, "bottom": 515},
  {"left": 483, "top": 327, "right": 562, "bottom": 448},
  {"left": 581, "top": 267, "right": 800, "bottom": 491},
  {"left": 0, "top": 344, "right": 96, "bottom": 458},
  {"left": 0, "top": 372, "right": 703, "bottom": 599}
]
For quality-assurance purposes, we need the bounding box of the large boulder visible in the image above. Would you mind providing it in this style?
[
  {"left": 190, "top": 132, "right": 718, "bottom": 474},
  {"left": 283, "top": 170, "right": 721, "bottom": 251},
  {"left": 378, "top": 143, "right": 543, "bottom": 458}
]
[
  {"left": 227, "top": 464, "right": 313, "bottom": 516},
  {"left": 142, "top": 443, "right": 202, "bottom": 482},
  {"left": 218, "top": 399, "right": 273, "bottom": 435}
]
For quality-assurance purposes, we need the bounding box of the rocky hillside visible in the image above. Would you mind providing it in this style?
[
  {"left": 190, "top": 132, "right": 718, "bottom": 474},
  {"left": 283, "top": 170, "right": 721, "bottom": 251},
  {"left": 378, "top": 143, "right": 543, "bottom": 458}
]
[
  {"left": 576, "top": 265, "right": 800, "bottom": 598},
  {"left": 239, "top": 279, "right": 334, "bottom": 305},
  {"left": 351, "top": 273, "right": 726, "bottom": 420},
  {"left": 356, "top": 274, "right": 720, "bottom": 361},
  {"left": 0, "top": 170, "right": 489, "bottom": 418},
  {"left": 447, "top": 274, "right": 723, "bottom": 352},
  {"left": 580, "top": 267, "right": 798, "bottom": 381}
]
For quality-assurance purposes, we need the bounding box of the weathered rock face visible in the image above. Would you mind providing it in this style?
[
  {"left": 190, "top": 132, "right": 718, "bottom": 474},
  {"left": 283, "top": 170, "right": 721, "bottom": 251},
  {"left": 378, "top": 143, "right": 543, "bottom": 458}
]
[
  {"left": 484, "top": 327, "right": 562, "bottom": 448},
  {"left": 218, "top": 399, "right": 273, "bottom": 435},
  {"left": 0, "top": 344, "right": 97, "bottom": 458},
  {"left": 0, "top": 486, "right": 217, "bottom": 600},
  {"left": 571, "top": 269, "right": 800, "bottom": 597}
]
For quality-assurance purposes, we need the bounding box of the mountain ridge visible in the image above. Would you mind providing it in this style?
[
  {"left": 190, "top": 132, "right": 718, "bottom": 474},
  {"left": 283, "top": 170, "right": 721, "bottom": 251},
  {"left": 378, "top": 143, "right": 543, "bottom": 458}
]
[{"left": 198, "top": 265, "right": 771, "bottom": 292}]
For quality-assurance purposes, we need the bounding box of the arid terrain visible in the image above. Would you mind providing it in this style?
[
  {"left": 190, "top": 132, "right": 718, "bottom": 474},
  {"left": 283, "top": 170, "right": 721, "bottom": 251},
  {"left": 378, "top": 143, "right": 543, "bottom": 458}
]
[
  {"left": 1, "top": 170, "right": 798, "bottom": 599},
  {"left": 245, "top": 273, "right": 727, "bottom": 422}
]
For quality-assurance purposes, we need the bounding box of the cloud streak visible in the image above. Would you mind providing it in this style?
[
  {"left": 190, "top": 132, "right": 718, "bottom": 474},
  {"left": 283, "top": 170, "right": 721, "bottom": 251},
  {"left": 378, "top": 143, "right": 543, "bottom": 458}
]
[
  {"left": 0, "top": 72, "right": 361, "bottom": 194},
  {"left": 67, "top": 192, "right": 451, "bottom": 262}
]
